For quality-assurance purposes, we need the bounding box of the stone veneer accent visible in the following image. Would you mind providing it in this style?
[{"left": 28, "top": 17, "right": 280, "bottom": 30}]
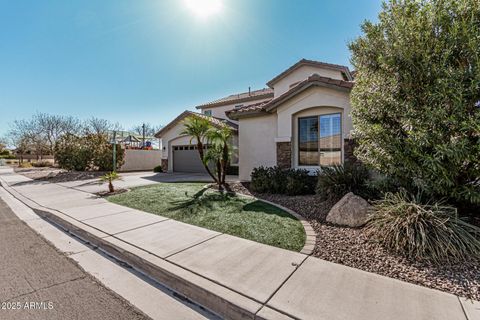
[
  {"left": 344, "top": 139, "right": 358, "bottom": 164},
  {"left": 161, "top": 159, "right": 168, "bottom": 172},
  {"left": 276, "top": 141, "right": 292, "bottom": 169}
]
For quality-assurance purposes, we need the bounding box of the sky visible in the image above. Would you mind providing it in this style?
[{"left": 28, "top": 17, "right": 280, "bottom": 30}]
[{"left": 0, "top": 0, "right": 382, "bottom": 136}]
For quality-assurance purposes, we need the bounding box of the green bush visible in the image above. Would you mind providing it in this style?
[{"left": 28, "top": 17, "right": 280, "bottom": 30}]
[
  {"left": 0, "top": 154, "right": 16, "bottom": 159},
  {"left": 366, "top": 191, "right": 480, "bottom": 264},
  {"left": 316, "top": 163, "right": 371, "bottom": 202},
  {"left": 250, "top": 166, "right": 272, "bottom": 193},
  {"left": 349, "top": 0, "right": 480, "bottom": 208},
  {"left": 55, "top": 133, "right": 124, "bottom": 171},
  {"left": 55, "top": 134, "right": 91, "bottom": 170},
  {"left": 250, "top": 166, "right": 316, "bottom": 195},
  {"left": 153, "top": 165, "right": 163, "bottom": 173}
]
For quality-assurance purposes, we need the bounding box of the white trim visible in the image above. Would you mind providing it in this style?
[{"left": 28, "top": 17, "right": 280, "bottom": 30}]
[{"left": 274, "top": 136, "right": 291, "bottom": 143}]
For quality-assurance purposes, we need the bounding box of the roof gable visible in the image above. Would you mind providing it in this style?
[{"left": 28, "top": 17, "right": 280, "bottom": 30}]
[
  {"left": 266, "top": 59, "right": 353, "bottom": 88},
  {"left": 154, "top": 111, "right": 238, "bottom": 138},
  {"left": 227, "top": 74, "right": 353, "bottom": 120}
]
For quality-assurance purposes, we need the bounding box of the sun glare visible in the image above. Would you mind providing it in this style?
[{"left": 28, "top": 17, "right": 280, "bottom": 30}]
[{"left": 184, "top": 0, "right": 223, "bottom": 19}]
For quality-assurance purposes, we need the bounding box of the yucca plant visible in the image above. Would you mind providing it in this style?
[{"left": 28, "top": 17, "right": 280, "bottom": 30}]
[
  {"left": 365, "top": 191, "right": 480, "bottom": 264},
  {"left": 100, "top": 171, "right": 121, "bottom": 193}
]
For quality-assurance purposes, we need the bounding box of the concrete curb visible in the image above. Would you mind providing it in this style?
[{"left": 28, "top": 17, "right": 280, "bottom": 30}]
[
  {"left": 204, "top": 184, "right": 317, "bottom": 255},
  {"left": 0, "top": 176, "right": 277, "bottom": 320}
]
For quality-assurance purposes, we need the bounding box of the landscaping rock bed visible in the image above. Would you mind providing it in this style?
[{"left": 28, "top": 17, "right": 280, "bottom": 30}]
[
  {"left": 15, "top": 167, "right": 105, "bottom": 183},
  {"left": 229, "top": 182, "right": 480, "bottom": 301}
]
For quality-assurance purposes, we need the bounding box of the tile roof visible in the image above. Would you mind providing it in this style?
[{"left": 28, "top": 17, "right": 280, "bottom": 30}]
[
  {"left": 195, "top": 88, "right": 273, "bottom": 109},
  {"left": 266, "top": 59, "right": 353, "bottom": 88},
  {"left": 226, "top": 74, "right": 354, "bottom": 120},
  {"left": 154, "top": 110, "right": 238, "bottom": 138}
]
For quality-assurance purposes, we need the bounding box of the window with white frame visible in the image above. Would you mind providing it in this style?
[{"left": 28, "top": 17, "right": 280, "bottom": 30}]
[
  {"left": 298, "top": 113, "right": 342, "bottom": 166},
  {"left": 204, "top": 110, "right": 212, "bottom": 116}
]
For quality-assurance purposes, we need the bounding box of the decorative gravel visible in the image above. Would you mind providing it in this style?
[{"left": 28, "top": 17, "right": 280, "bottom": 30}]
[{"left": 229, "top": 182, "right": 480, "bottom": 301}]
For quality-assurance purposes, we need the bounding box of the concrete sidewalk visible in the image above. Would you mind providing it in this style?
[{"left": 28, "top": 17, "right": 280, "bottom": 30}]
[
  {"left": 0, "top": 166, "right": 478, "bottom": 320},
  {"left": 55, "top": 171, "right": 238, "bottom": 194}
]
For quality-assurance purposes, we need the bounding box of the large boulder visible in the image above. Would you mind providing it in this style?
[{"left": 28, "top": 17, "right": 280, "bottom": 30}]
[{"left": 326, "top": 192, "right": 371, "bottom": 227}]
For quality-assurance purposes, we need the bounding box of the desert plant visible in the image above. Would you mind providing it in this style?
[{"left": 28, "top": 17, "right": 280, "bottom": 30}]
[
  {"left": 349, "top": 0, "right": 480, "bottom": 208},
  {"left": 316, "top": 163, "right": 370, "bottom": 201},
  {"left": 100, "top": 172, "right": 121, "bottom": 193},
  {"left": 365, "top": 191, "right": 480, "bottom": 264},
  {"left": 153, "top": 165, "right": 163, "bottom": 173}
]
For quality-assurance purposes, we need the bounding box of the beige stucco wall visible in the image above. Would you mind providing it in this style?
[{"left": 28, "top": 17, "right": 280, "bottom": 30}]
[
  {"left": 272, "top": 65, "right": 345, "bottom": 98},
  {"left": 238, "top": 86, "right": 352, "bottom": 180},
  {"left": 276, "top": 86, "right": 352, "bottom": 140},
  {"left": 238, "top": 114, "right": 277, "bottom": 181},
  {"left": 119, "top": 150, "right": 162, "bottom": 172}
]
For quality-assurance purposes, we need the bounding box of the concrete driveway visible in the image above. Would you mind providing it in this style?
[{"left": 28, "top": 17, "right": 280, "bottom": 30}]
[{"left": 54, "top": 172, "right": 239, "bottom": 194}]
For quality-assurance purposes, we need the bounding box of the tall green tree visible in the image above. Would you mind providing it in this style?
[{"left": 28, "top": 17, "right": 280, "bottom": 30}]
[{"left": 349, "top": 0, "right": 480, "bottom": 208}]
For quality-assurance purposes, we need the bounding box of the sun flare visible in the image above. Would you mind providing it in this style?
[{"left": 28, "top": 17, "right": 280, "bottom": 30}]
[{"left": 184, "top": 0, "right": 223, "bottom": 19}]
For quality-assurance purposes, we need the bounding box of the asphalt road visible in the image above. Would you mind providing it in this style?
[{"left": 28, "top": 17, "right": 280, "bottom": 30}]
[{"left": 0, "top": 198, "right": 151, "bottom": 320}]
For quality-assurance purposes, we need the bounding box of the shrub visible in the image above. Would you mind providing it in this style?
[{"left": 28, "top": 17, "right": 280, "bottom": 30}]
[
  {"left": 250, "top": 166, "right": 272, "bottom": 193},
  {"left": 365, "top": 191, "right": 480, "bottom": 264},
  {"left": 32, "top": 161, "right": 51, "bottom": 167},
  {"left": 55, "top": 133, "right": 124, "bottom": 171},
  {"left": 0, "top": 154, "right": 16, "bottom": 159},
  {"left": 153, "top": 165, "right": 163, "bottom": 173},
  {"left": 316, "top": 163, "right": 370, "bottom": 202},
  {"left": 349, "top": 0, "right": 480, "bottom": 208},
  {"left": 250, "top": 166, "right": 316, "bottom": 195},
  {"left": 55, "top": 134, "right": 91, "bottom": 171},
  {"left": 18, "top": 162, "right": 32, "bottom": 168}
]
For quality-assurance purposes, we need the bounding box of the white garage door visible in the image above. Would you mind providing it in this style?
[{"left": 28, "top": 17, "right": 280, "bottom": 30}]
[{"left": 172, "top": 145, "right": 208, "bottom": 173}]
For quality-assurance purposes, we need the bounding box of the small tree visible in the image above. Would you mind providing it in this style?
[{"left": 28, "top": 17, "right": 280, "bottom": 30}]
[
  {"left": 206, "top": 126, "right": 233, "bottom": 186},
  {"left": 349, "top": 0, "right": 480, "bottom": 209},
  {"left": 181, "top": 116, "right": 219, "bottom": 184},
  {"left": 100, "top": 172, "right": 121, "bottom": 193}
]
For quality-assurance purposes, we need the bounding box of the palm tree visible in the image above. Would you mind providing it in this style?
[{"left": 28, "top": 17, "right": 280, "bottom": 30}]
[
  {"left": 181, "top": 116, "right": 219, "bottom": 184},
  {"left": 206, "top": 125, "right": 233, "bottom": 186},
  {"left": 100, "top": 171, "right": 121, "bottom": 193}
]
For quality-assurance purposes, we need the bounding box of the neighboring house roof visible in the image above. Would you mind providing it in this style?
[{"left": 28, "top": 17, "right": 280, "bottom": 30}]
[
  {"left": 195, "top": 88, "right": 273, "bottom": 109},
  {"left": 226, "top": 74, "right": 354, "bottom": 120},
  {"left": 266, "top": 59, "right": 353, "bottom": 88},
  {"left": 154, "top": 110, "right": 238, "bottom": 138}
]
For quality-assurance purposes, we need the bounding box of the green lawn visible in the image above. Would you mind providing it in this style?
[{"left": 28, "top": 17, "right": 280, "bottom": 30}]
[{"left": 107, "top": 183, "right": 305, "bottom": 251}]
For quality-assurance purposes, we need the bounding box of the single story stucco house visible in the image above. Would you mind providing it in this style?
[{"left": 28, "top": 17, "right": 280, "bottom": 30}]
[{"left": 155, "top": 59, "right": 356, "bottom": 181}]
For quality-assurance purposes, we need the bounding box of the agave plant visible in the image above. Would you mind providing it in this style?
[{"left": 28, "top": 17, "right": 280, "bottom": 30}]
[{"left": 365, "top": 191, "right": 480, "bottom": 264}]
